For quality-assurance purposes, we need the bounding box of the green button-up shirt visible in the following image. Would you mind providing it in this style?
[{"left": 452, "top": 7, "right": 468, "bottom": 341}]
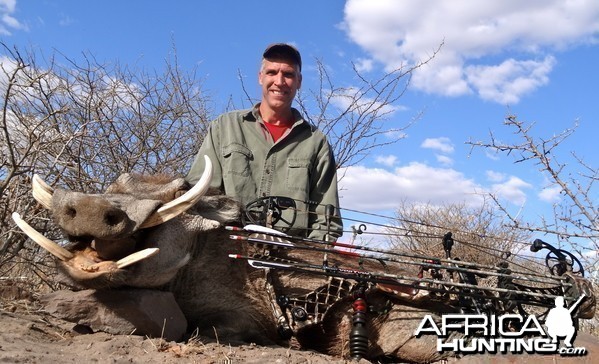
[{"left": 186, "top": 105, "right": 343, "bottom": 240}]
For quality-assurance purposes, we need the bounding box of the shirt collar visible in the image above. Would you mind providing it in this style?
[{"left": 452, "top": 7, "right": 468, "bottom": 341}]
[{"left": 246, "top": 103, "right": 306, "bottom": 128}]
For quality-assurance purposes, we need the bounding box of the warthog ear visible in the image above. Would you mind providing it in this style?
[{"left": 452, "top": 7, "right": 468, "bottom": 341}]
[{"left": 140, "top": 155, "right": 213, "bottom": 228}]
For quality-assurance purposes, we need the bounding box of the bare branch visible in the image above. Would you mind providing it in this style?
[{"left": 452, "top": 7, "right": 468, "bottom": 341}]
[{"left": 467, "top": 115, "right": 597, "bottom": 278}]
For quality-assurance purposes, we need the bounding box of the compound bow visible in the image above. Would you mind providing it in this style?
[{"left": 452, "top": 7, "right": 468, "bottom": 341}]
[{"left": 232, "top": 196, "right": 595, "bottom": 360}]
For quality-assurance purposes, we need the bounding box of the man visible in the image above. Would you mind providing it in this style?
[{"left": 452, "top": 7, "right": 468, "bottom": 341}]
[{"left": 186, "top": 43, "right": 343, "bottom": 241}]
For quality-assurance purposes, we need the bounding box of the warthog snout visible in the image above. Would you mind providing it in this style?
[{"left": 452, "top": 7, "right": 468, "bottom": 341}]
[{"left": 52, "top": 190, "right": 134, "bottom": 239}]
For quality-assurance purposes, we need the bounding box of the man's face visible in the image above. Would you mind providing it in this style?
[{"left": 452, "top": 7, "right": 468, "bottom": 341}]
[{"left": 259, "top": 57, "right": 302, "bottom": 113}]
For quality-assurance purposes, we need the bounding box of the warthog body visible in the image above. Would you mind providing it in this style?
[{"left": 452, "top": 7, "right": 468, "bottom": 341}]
[{"left": 15, "top": 161, "right": 594, "bottom": 363}]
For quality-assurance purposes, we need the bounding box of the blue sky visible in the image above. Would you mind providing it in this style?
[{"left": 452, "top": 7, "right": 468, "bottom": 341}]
[{"left": 2, "top": 0, "right": 598, "bottom": 242}]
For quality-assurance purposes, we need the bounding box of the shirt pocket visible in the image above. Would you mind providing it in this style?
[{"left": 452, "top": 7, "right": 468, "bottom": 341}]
[
  {"left": 222, "top": 143, "right": 253, "bottom": 177},
  {"left": 286, "top": 158, "right": 311, "bottom": 191}
]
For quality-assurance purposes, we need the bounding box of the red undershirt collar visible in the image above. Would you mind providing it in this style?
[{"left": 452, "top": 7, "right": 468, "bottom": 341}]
[{"left": 263, "top": 122, "right": 290, "bottom": 142}]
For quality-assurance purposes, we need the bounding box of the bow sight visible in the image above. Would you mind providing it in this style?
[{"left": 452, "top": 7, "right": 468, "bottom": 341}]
[{"left": 243, "top": 196, "right": 297, "bottom": 232}]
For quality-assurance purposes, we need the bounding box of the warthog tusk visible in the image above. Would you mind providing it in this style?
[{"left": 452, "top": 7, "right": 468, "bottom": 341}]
[
  {"left": 13, "top": 212, "right": 159, "bottom": 269},
  {"left": 11, "top": 212, "right": 73, "bottom": 261},
  {"left": 116, "top": 248, "right": 159, "bottom": 268},
  {"left": 32, "top": 174, "right": 54, "bottom": 210},
  {"left": 140, "top": 155, "right": 213, "bottom": 229}
]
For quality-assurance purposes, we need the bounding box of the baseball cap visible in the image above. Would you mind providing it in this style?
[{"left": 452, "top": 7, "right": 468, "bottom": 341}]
[{"left": 263, "top": 43, "right": 302, "bottom": 71}]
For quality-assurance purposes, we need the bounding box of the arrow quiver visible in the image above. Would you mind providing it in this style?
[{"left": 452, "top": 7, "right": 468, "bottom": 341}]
[{"left": 239, "top": 233, "right": 357, "bottom": 339}]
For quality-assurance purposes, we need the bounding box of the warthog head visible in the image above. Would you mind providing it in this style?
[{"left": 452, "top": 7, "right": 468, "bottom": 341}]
[{"left": 13, "top": 156, "right": 240, "bottom": 288}]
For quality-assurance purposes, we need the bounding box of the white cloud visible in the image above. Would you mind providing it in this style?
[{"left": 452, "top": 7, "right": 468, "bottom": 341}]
[
  {"left": 329, "top": 86, "right": 404, "bottom": 116},
  {"left": 485, "top": 149, "right": 501, "bottom": 161},
  {"left": 0, "top": 0, "right": 26, "bottom": 35},
  {"left": 486, "top": 170, "right": 506, "bottom": 183},
  {"left": 538, "top": 185, "right": 562, "bottom": 203},
  {"left": 490, "top": 176, "right": 532, "bottom": 205},
  {"left": 59, "top": 14, "right": 74, "bottom": 27},
  {"left": 465, "top": 56, "right": 555, "bottom": 104},
  {"left": 339, "top": 162, "right": 536, "bottom": 214},
  {"left": 354, "top": 58, "right": 374, "bottom": 72},
  {"left": 435, "top": 154, "right": 453, "bottom": 166},
  {"left": 338, "top": 162, "right": 484, "bottom": 211},
  {"left": 385, "top": 130, "right": 408, "bottom": 140},
  {"left": 375, "top": 154, "right": 397, "bottom": 167},
  {"left": 421, "top": 137, "right": 454, "bottom": 153},
  {"left": 342, "top": 0, "right": 599, "bottom": 103},
  {"left": 0, "top": 0, "right": 16, "bottom": 14}
]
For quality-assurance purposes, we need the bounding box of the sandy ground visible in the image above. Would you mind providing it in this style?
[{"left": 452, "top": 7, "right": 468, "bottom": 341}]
[
  {"left": 0, "top": 299, "right": 355, "bottom": 364},
  {"left": 1, "top": 295, "right": 597, "bottom": 364}
]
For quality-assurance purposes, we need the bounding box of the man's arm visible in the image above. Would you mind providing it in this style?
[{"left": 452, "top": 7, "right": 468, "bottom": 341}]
[{"left": 307, "top": 143, "right": 343, "bottom": 241}]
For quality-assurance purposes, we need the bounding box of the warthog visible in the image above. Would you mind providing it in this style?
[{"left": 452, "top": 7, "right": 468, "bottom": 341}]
[{"left": 13, "top": 157, "right": 595, "bottom": 363}]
